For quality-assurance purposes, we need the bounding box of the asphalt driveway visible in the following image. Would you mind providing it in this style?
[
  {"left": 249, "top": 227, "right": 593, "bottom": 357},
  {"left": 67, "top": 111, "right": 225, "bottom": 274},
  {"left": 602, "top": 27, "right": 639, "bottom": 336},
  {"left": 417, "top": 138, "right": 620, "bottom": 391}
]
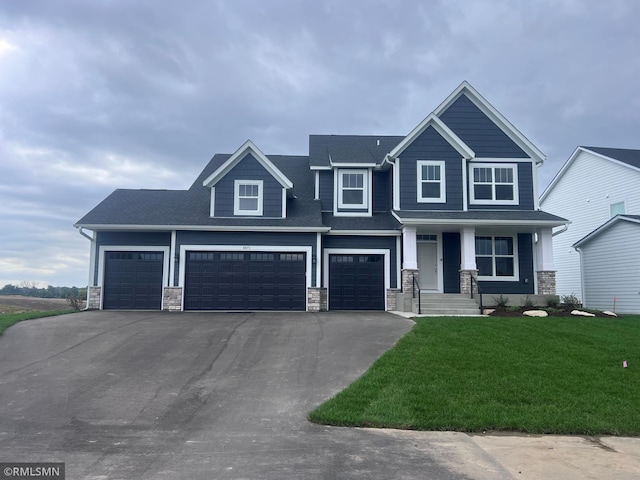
[{"left": 0, "top": 311, "right": 515, "bottom": 479}]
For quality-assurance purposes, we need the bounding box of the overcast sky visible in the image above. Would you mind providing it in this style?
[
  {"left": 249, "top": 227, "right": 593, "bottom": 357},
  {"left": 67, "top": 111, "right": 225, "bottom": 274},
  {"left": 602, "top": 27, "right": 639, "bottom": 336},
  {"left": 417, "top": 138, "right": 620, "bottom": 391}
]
[{"left": 1, "top": 0, "right": 639, "bottom": 288}]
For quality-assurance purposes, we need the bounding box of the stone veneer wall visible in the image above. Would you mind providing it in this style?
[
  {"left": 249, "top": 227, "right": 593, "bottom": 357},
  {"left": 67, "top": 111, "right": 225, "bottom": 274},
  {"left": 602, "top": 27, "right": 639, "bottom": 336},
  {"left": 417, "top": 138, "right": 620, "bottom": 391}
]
[
  {"left": 163, "top": 287, "right": 183, "bottom": 311},
  {"left": 459, "top": 269, "right": 478, "bottom": 295},
  {"left": 536, "top": 271, "right": 557, "bottom": 295},
  {"left": 401, "top": 269, "right": 419, "bottom": 294},
  {"left": 87, "top": 286, "right": 101, "bottom": 310},
  {"left": 386, "top": 289, "right": 400, "bottom": 311},
  {"left": 307, "top": 288, "right": 327, "bottom": 312}
]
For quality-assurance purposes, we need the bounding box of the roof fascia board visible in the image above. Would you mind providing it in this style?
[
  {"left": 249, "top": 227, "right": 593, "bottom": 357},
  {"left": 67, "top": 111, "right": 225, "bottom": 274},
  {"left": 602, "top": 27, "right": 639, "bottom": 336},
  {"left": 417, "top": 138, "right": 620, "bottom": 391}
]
[
  {"left": 573, "top": 215, "right": 640, "bottom": 248},
  {"left": 329, "top": 162, "right": 378, "bottom": 168},
  {"left": 327, "top": 230, "right": 401, "bottom": 236},
  {"left": 540, "top": 146, "right": 583, "bottom": 201},
  {"left": 434, "top": 81, "right": 545, "bottom": 164},
  {"left": 541, "top": 147, "right": 640, "bottom": 202},
  {"left": 389, "top": 113, "right": 475, "bottom": 159},
  {"left": 74, "top": 224, "right": 330, "bottom": 233},
  {"left": 394, "top": 217, "right": 567, "bottom": 227},
  {"left": 309, "top": 165, "right": 332, "bottom": 171},
  {"left": 202, "top": 139, "right": 293, "bottom": 189}
]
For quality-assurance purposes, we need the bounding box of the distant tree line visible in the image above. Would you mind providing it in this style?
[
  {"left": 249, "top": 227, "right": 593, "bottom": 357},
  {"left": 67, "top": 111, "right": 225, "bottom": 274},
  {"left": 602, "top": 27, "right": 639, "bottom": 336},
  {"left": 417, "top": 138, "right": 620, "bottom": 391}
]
[{"left": 0, "top": 281, "right": 87, "bottom": 299}]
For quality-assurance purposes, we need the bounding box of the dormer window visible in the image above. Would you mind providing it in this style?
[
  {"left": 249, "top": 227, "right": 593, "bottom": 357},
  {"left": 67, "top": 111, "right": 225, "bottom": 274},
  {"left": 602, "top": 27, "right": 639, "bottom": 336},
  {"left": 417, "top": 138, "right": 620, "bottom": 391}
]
[
  {"left": 338, "top": 169, "right": 368, "bottom": 208},
  {"left": 234, "top": 180, "right": 263, "bottom": 216}
]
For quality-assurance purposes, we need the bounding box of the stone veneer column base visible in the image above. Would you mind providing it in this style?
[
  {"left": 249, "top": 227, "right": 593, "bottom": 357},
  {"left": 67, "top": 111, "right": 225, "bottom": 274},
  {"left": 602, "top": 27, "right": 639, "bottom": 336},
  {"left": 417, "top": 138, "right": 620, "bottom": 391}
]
[
  {"left": 307, "top": 287, "right": 327, "bottom": 312},
  {"left": 163, "top": 287, "right": 183, "bottom": 311},
  {"left": 87, "top": 286, "right": 102, "bottom": 310},
  {"left": 459, "top": 270, "right": 478, "bottom": 295},
  {"left": 536, "top": 271, "right": 557, "bottom": 295},
  {"left": 401, "top": 269, "right": 419, "bottom": 294},
  {"left": 386, "top": 289, "right": 400, "bottom": 311}
]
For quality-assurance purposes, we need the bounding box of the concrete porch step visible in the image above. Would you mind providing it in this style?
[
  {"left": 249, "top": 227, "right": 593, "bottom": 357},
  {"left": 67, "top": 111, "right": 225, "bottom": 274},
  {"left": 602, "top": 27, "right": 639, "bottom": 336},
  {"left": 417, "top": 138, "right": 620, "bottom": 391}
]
[{"left": 412, "top": 293, "right": 481, "bottom": 315}]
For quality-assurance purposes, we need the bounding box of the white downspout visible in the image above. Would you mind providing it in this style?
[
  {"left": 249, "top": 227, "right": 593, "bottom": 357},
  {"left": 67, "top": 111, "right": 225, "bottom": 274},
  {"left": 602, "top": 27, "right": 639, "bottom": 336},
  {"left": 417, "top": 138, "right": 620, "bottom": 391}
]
[{"left": 76, "top": 227, "right": 96, "bottom": 310}]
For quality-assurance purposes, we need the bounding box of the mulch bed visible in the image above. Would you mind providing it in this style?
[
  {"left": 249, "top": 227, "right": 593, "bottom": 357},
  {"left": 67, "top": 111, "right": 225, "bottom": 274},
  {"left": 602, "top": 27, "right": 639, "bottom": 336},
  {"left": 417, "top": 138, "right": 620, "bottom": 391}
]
[{"left": 487, "top": 305, "right": 618, "bottom": 318}]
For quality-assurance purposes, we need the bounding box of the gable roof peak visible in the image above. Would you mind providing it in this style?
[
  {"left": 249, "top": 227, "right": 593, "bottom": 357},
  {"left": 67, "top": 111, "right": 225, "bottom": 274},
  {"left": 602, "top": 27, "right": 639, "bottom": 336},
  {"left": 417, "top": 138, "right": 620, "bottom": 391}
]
[
  {"left": 202, "top": 139, "right": 293, "bottom": 189},
  {"left": 434, "top": 81, "right": 546, "bottom": 164},
  {"left": 389, "top": 112, "right": 475, "bottom": 160}
]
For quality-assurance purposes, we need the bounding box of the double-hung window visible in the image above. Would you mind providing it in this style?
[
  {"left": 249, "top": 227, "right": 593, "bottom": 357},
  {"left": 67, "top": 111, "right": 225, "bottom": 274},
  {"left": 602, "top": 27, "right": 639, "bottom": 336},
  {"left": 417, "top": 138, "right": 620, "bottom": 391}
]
[
  {"left": 475, "top": 235, "right": 518, "bottom": 280},
  {"left": 338, "top": 169, "right": 368, "bottom": 209},
  {"left": 417, "top": 161, "right": 446, "bottom": 203},
  {"left": 234, "top": 180, "right": 263, "bottom": 216},
  {"left": 470, "top": 163, "right": 518, "bottom": 205}
]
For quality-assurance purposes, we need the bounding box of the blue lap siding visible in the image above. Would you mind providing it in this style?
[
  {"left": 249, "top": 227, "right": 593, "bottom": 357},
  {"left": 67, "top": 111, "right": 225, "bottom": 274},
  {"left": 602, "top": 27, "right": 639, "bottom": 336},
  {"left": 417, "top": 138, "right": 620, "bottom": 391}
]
[
  {"left": 439, "top": 94, "right": 529, "bottom": 158},
  {"left": 213, "top": 154, "right": 283, "bottom": 217},
  {"left": 399, "top": 126, "right": 464, "bottom": 211}
]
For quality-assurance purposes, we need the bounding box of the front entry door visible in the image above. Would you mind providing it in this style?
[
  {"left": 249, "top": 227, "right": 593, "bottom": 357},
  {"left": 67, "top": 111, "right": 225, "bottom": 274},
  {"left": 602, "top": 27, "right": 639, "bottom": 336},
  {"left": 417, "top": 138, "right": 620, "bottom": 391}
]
[{"left": 417, "top": 242, "right": 438, "bottom": 290}]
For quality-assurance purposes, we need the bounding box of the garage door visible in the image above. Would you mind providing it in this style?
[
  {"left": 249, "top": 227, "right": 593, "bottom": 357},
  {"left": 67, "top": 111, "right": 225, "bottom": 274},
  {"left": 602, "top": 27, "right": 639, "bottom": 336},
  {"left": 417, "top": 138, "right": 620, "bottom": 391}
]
[
  {"left": 103, "top": 251, "right": 164, "bottom": 310},
  {"left": 184, "top": 251, "right": 306, "bottom": 310},
  {"left": 329, "top": 254, "right": 385, "bottom": 310}
]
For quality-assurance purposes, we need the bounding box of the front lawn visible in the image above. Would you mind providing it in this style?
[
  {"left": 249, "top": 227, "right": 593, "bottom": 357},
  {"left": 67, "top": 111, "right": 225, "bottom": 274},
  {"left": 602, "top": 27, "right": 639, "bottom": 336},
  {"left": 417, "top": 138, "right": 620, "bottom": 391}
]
[
  {"left": 309, "top": 316, "right": 640, "bottom": 435},
  {"left": 0, "top": 310, "right": 76, "bottom": 335}
]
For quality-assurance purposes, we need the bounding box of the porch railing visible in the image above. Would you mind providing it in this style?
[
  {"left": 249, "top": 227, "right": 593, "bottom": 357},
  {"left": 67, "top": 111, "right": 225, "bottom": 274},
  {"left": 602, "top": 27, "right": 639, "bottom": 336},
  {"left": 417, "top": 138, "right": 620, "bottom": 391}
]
[
  {"left": 412, "top": 274, "right": 422, "bottom": 315},
  {"left": 470, "top": 273, "right": 483, "bottom": 313}
]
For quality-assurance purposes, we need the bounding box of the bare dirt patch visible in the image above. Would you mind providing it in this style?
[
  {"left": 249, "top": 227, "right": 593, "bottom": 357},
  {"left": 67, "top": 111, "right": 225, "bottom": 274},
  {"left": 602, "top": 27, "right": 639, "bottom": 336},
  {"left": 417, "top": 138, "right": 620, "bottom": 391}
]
[{"left": 0, "top": 295, "right": 73, "bottom": 313}]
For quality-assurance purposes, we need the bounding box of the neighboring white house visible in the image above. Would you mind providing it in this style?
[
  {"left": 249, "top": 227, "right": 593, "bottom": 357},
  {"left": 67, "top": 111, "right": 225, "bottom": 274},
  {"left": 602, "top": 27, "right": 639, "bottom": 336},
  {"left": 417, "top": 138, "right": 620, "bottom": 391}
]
[
  {"left": 540, "top": 146, "right": 640, "bottom": 300},
  {"left": 572, "top": 215, "right": 640, "bottom": 314}
]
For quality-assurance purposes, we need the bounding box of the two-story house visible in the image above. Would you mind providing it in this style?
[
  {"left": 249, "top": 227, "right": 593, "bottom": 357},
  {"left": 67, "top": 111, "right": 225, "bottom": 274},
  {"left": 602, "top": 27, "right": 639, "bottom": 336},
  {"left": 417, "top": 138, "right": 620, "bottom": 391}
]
[
  {"left": 75, "top": 81, "right": 566, "bottom": 312},
  {"left": 540, "top": 146, "right": 640, "bottom": 308}
]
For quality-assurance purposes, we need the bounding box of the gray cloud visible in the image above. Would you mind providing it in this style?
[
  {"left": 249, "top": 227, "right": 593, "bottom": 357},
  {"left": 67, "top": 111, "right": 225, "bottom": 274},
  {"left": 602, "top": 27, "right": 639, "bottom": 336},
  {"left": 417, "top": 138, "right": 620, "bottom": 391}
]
[{"left": 1, "top": 0, "right": 639, "bottom": 286}]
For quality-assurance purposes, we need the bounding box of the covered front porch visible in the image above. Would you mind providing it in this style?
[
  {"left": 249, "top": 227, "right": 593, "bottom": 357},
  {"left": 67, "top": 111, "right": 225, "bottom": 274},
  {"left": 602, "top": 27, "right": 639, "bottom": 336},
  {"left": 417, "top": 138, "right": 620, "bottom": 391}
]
[{"left": 392, "top": 212, "right": 564, "bottom": 314}]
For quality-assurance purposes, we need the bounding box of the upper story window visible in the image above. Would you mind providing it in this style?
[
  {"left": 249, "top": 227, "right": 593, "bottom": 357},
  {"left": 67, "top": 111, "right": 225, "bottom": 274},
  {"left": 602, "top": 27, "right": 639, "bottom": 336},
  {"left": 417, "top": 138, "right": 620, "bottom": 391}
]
[
  {"left": 417, "top": 161, "right": 446, "bottom": 203},
  {"left": 610, "top": 201, "right": 625, "bottom": 217},
  {"left": 470, "top": 163, "right": 518, "bottom": 205},
  {"left": 234, "top": 180, "right": 263, "bottom": 216},
  {"left": 338, "top": 169, "right": 368, "bottom": 209},
  {"left": 475, "top": 235, "right": 518, "bottom": 280}
]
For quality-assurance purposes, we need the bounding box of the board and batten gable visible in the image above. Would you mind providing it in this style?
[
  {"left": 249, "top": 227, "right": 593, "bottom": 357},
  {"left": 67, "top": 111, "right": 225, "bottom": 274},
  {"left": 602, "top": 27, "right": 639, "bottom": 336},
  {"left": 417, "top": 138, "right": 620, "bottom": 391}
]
[
  {"left": 540, "top": 149, "right": 640, "bottom": 300},
  {"left": 213, "top": 153, "right": 284, "bottom": 218},
  {"left": 579, "top": 219, "right": 640, "bottom": 313},
  {"left": 398, "top": 125, "right": 464, "bottom": 211}
]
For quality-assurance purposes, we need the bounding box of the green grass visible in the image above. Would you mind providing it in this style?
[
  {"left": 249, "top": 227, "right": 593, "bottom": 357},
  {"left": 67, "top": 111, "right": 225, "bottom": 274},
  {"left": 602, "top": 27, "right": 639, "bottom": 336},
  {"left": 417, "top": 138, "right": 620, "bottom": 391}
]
[
  {"left": 309, "top": 316, "right": 640, "bottom": 435},
  {"left": 0, "top": 310, "right": 76, "bottom": 335}
]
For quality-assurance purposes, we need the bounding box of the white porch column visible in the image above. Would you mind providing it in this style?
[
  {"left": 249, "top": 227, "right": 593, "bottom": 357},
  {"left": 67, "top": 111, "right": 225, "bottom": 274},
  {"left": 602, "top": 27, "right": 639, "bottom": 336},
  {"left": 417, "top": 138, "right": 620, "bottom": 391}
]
[
  {"left": 460, "top": 227, "right": 476, "bottom": 270},
  {"left": 402, "top": 226, "right": 418, "bottom": 269},
  {"left": 536, "top": 228, "right": 555, "bottom": 271}
]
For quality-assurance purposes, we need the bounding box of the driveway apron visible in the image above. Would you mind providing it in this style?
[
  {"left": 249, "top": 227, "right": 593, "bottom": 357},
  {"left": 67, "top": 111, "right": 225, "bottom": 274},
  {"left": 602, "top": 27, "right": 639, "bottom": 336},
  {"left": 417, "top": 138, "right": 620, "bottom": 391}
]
[{"left": 0, "top": 311, "right": 511, "bottom": 479}]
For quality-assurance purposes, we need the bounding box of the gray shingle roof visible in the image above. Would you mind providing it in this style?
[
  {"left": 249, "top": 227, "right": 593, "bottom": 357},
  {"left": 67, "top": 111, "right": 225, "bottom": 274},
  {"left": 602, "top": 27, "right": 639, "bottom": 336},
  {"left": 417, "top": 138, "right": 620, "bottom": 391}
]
[
  {"left": 75, "top": 155, "right": 325, "bottom": 229},
  {"left": 309, "top": 135, "right": 403, "bottom": 167},
  {"left": 322, "top": 213, "right": 401, "bottom": 231},
  {"left": 582, "top": 146, "right": 640, "bottom": 169},
  {"left": 394, "top": 209, "right": 567, "bottom": 225}
]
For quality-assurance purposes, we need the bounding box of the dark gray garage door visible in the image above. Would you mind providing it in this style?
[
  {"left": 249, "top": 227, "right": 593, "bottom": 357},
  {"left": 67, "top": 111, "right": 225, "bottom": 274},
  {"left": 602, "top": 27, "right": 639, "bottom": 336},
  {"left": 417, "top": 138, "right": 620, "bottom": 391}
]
[
  {"left": 329, "top": 254, "right": 385, "bottom": 310},
  {"left": 184, "top": 251, "right": 306, "bottom": 310},
  {"left": 103, "top": 251, "right": 164, "bottom": 310}
]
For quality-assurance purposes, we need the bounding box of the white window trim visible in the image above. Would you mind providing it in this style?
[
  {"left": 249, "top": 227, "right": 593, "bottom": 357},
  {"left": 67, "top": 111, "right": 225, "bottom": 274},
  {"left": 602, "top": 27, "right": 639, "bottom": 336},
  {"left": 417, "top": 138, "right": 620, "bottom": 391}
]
[
  {"left": 476, "top": 235, "right": 520, "bottom": 281},
  {"left": 234, "top": 180, "right": 263, "bottom": 216},
  {"left": 469, "top": 162, "right": 519, "bottom": 205},
  {"left": 417, "top": 160, "right": 446, "bottom": 203},
  {"left": 334, "top": 168, "right": 371, "bottom": 216}
]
